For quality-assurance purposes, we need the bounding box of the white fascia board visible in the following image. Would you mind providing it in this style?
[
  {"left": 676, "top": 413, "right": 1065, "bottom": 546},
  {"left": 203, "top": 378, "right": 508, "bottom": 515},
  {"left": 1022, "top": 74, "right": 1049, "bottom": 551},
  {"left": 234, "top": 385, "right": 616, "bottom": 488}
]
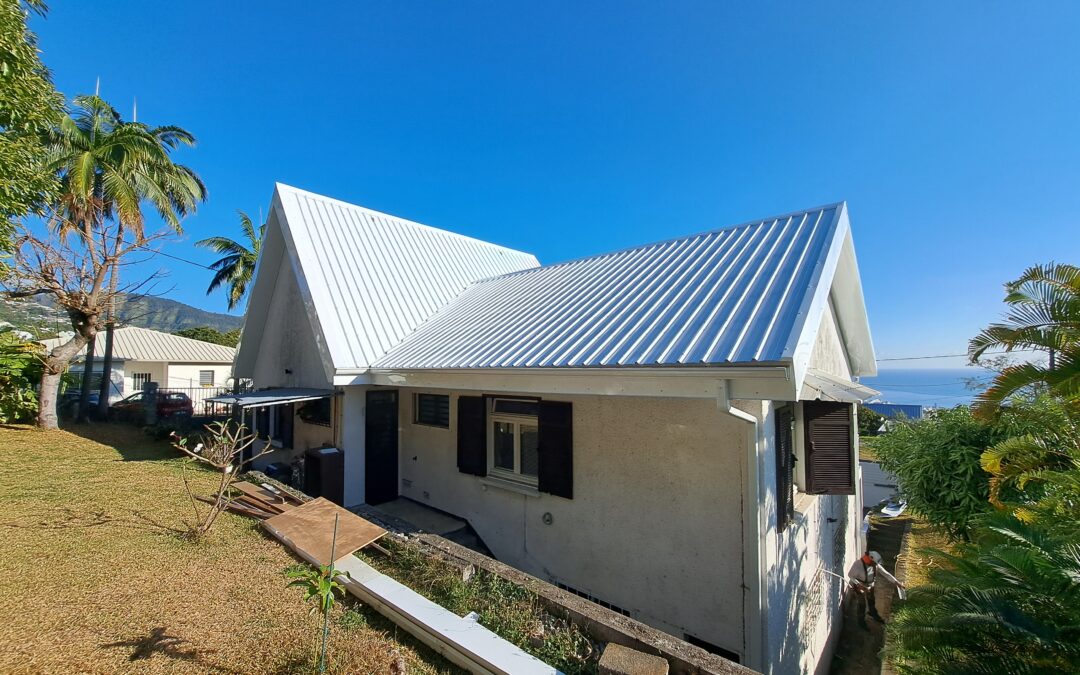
[
  {"left": 274, "top": 185, "right": 339, "bottom": 385},
  {"left": 346, "top": 365, "right": 796, "bottom": 400},
  {"left": 829, "top": 230, "right": 878, "bottom": 377},
  {"left": 782, "top": 204, "right": 849, "bottom": 396}
]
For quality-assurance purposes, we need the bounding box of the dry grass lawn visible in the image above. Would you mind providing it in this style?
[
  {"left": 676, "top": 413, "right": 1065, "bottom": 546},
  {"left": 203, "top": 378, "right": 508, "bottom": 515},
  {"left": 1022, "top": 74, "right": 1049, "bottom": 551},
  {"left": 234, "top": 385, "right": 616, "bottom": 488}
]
[
  {"left": 0, "top": 424, "right": 457, "bottom": 674},
  {"left": 896, "top": 514, "right": 955, "bottom": 589}
]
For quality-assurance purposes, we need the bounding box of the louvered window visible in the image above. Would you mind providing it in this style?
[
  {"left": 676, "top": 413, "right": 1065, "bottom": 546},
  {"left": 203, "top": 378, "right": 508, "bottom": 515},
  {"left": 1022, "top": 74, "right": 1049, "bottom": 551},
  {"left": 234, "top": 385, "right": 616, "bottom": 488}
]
[
  {"left": 803, "top": 401, "right": 855, "bottom": 495},
  {"left": 414, "top": 393, "right": 450, "bottom": 428},
  {"left": 775, "top": 405, "right": 795, "bottom": 531}
]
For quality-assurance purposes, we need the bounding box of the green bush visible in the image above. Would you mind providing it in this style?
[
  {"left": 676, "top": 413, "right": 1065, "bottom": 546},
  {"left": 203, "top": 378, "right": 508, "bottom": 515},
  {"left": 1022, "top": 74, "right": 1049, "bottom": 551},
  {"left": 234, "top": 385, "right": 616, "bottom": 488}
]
[
  {"left": 0, "top": 330, "right": 43, "bottom": 423},
  {"left": 874, "top": 406, "right": 999, "bottom": 540}
]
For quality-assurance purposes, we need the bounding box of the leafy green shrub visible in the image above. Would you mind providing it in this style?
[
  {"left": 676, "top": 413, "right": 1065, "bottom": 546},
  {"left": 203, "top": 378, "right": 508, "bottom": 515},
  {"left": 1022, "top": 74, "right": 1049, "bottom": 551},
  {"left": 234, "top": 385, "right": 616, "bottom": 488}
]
[
  {"left": 0, "top": 330, "right": 42, "bottom": 423},
  {"left": 874, "top": 406, "right": 999, "bottom": 540}
]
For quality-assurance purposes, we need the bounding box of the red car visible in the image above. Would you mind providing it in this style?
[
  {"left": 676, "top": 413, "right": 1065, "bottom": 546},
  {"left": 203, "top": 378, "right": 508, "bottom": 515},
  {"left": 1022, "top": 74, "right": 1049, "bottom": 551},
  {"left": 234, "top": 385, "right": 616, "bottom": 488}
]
[{"left": 109, "top": 391, "right": 194, "bottom": 422}]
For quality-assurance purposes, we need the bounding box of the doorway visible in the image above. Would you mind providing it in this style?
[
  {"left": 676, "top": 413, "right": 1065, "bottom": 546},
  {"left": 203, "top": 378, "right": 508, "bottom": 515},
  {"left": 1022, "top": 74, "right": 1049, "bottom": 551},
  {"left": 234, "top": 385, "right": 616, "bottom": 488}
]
[{"left": 364, "top": 389, "right": 398, "bottom": 505}]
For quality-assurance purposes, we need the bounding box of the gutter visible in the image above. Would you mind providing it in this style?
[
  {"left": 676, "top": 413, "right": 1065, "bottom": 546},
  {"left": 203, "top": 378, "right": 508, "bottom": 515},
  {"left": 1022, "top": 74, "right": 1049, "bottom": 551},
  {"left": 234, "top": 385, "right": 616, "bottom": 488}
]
[{"left": 719, "top": 382, "right": 768, "bottom": 674}]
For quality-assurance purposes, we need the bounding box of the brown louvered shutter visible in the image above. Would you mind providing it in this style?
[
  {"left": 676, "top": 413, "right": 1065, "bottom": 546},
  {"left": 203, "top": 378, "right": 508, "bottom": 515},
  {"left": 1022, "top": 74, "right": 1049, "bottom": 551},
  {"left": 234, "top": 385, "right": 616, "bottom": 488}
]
[
  {"left": 538, "top": 401, "right": 573, "bottom": 499},
  {"left": 457, "top": 396, "right": 487, "bottom": 476},
  {"left": 804, "top": 401, "right": 855, "bottom": 495},
  {"left": 775, "top": 405, "right": 795, "bottom": 531}
]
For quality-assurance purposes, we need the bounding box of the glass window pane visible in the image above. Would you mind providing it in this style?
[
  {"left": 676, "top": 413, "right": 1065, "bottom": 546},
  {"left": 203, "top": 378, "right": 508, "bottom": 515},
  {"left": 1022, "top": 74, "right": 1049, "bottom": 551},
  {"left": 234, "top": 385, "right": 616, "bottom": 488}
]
[
  {"left": 493, "top": 421, "right": 515, "bottom": 471},
  {"left": 520, "top": 424, "right": 539, "bottom": 477}
]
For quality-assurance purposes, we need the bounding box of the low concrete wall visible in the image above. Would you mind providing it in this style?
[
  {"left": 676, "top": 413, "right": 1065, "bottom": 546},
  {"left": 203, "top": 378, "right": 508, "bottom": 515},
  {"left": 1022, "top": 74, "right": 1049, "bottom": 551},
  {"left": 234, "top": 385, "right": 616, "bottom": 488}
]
[
  {"left": 249, "top": 472, "right": 754, "bottom": 675},
  {"left": 415, "top": 533, "right": 754, "bottom": 675}
]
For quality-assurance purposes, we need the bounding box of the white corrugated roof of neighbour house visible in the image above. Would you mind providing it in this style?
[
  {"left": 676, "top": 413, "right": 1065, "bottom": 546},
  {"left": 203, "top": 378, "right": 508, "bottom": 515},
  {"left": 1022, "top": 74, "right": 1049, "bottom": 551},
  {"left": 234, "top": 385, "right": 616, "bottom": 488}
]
[
  {"left": 238, "top": 184, "right": 541, "bottom": 375},
  {"left": 41, "top": 326, "right": 235, "bottom": 363},
  {"left": 373, "top": 203, "right": 869, "bottom": 371}
]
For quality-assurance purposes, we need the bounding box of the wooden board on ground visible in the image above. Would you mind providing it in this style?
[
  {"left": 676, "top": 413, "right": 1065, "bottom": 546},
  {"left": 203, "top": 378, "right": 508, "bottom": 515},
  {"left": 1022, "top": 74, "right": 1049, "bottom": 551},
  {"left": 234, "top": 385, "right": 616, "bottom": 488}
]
[
  {"left": 231, "top": 481, "right": 298, "bottom": 511},
  {"left": 262, "top": 497, "right": 387, "bottom": 566}
]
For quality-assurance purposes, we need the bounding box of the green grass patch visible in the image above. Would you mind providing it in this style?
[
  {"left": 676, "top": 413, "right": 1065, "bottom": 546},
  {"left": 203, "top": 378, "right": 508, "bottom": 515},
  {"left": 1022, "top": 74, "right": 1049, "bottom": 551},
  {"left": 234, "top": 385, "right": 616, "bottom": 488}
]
[{"left": 359, "top": 538, "right": 599, "bottom": 674}]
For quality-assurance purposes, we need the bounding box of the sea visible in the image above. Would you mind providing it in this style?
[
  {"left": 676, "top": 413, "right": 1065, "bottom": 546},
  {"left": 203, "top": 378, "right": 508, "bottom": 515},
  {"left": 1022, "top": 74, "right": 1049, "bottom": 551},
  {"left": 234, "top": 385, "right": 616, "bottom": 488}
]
[{"left": 860, "top": 368, "right": 996, "bottom": 408}]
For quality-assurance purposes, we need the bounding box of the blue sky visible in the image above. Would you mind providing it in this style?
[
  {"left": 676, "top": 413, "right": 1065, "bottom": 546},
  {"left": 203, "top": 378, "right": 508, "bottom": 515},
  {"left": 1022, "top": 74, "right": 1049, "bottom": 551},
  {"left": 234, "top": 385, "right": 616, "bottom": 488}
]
[{"left": 31, "top": 2, "right": 1080, "bottom": 369}]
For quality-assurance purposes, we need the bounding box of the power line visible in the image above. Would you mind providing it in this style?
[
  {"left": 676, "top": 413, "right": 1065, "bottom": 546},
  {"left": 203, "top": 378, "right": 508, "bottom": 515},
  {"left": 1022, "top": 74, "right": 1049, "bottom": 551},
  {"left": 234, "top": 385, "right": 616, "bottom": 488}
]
[
  {"left": 126, "top": 239, "right": 213, "bottom": 270},
  {"left": 876, "top": 349, "right": 1036, "bottom": 362}
]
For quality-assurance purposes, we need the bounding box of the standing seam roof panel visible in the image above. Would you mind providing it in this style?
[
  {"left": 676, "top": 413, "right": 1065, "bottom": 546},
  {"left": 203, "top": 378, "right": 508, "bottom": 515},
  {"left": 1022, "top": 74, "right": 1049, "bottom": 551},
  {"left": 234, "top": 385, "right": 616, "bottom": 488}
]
[
  {"left": 373, "top": 204, "right": 846, "bottom": 370},
  {"left": 278, "top": 186, "right": 540, "bottom": 371}
]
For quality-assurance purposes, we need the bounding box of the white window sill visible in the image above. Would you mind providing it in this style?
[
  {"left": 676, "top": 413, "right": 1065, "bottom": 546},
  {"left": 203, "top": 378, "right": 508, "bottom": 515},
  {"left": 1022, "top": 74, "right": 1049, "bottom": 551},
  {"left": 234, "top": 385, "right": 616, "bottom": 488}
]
[
  {"left": 480, "top": 475, "right": 540, "bottom": 497},
  {"left": 794, "top": 491, "right": 816, "bottom": 517}
]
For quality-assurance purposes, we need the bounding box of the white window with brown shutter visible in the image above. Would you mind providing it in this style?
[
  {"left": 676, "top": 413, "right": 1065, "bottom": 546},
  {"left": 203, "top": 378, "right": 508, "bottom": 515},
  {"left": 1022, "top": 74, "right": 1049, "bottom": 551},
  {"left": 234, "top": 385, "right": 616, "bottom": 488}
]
[{"left": 801, "top": 401, "right": 856, "bottom": 495}]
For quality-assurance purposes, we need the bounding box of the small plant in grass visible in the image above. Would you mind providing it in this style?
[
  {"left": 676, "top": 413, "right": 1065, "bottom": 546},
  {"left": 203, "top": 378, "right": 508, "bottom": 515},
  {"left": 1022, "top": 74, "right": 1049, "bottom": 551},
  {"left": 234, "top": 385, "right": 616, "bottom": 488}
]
[
  {"left": 171, "top": 420, "right": 272, "bottom": 539},
  {"left": 286, "top": 514, "right": 351, "bottom": 674}
]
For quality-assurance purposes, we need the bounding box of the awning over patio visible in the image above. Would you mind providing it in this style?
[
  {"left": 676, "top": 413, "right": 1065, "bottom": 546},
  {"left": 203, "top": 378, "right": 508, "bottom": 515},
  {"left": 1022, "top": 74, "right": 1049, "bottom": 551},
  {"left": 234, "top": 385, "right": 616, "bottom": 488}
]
[
  {"left": 800, "top": 369, "right": 879, "bottom": 403},
  {"left": 206, "top": 388, "right": 336, "bottom": 409}
]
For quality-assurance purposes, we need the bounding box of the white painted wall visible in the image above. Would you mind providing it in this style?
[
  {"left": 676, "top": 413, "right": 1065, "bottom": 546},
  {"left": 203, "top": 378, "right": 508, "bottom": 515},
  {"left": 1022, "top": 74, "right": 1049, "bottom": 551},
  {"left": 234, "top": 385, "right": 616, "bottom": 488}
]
[
  {"left": 762, "top": 306, "right": 863, "bottom": 675},
  {"left": 808, "top": 299, "right": 852, "bottom": 380},
  {"left": 860, "top": 460, "right": 898, "bottom": 509},
  {"left": 162, "top": 362, "right": 233, "bottom": 389},
  {"left": 391, "top": 388, "right": 748, "bottom": 660},
  {"left": 249, "top": 248, "right": 331, "bottom": 390}
]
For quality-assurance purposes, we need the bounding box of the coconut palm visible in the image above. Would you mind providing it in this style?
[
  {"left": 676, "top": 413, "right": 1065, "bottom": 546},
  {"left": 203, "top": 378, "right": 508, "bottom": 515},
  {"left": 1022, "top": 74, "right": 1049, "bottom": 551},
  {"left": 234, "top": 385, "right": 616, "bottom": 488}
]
[
  {"left": 46, "top": 94, "right": 205, "bottom": 241},
  {"left": 969, "top": 263, "right": 1080, "bottom": 416},
  {"left": 44, "top": 94, "right": 206, "bottom": 420},
  {"left": 197, "top": 210, "right": 264, "bottom": 310}
]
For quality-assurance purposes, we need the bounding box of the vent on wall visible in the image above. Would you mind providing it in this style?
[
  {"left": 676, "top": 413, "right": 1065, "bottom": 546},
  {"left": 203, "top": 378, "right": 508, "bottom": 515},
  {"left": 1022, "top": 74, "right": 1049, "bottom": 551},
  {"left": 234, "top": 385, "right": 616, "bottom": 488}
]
[
  {"left": 555, "top": 582, "right": 631, "bottom": 617},
  {"left": 683, "top": 634, "right": 741, "bottom": 664}
]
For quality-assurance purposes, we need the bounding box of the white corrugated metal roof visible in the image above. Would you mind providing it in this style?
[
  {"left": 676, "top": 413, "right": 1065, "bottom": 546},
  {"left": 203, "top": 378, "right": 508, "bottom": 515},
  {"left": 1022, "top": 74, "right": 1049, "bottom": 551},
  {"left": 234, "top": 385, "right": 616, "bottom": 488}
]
[
  {"left": 374, "top": 203, "right": 854, "bottom": 369},
  {"left": 237, "top": 184, "right": 540, "bottom": 376},
  {"left": 41, "top": 326, "right": 235, "bottom": 363}
]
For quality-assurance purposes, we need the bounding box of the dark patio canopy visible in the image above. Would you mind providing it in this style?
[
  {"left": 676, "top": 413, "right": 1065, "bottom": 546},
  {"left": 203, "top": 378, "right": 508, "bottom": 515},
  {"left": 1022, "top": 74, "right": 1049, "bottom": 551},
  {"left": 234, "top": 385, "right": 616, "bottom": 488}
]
[{"left": 206, "top": 388, "right": 336, "bottom": 409}]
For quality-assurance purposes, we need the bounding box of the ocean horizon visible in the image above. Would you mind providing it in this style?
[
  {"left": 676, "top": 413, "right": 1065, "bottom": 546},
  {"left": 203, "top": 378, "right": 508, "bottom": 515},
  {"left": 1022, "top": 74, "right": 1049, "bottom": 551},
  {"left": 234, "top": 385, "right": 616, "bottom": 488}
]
[{"left": 860, "top": 368, "right": 994, "bottom": 407}]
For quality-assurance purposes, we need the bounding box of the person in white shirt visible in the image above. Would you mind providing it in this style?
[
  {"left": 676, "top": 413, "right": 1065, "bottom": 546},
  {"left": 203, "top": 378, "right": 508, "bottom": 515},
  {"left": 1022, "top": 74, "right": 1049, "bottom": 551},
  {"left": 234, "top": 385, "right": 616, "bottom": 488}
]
[{"left": 847, "top": 550, "right": 904, "bottom": 627}]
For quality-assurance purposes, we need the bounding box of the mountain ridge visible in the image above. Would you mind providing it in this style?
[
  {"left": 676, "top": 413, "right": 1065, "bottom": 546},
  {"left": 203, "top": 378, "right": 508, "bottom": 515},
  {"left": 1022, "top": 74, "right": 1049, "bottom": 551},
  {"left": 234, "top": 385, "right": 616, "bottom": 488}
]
[{"left": 0, "top": 294, "right": 243, "bottom": 337}]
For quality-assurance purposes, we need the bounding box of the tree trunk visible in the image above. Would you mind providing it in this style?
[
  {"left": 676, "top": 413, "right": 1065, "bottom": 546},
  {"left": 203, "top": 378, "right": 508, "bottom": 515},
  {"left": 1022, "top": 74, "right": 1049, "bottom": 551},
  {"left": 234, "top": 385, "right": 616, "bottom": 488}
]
[
  {"left": 96, "top": 263, "right": 120, "bottom": 418},
  {"left": 96, "top": 322, "right": 115, "bottom": 418},
  {"left": 37, "top": 331, "right": 91, "bottom": 430},
  {"left": 77, "top": 335, "right": 97, "bottom": 423},
  {"left": 38, "top": 370, "right": 63, "bottom": 430}
]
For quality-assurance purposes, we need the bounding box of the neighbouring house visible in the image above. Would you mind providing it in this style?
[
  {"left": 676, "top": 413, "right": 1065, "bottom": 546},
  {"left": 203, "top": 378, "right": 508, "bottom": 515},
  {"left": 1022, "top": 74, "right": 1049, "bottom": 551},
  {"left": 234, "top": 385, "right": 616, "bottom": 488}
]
[
  {"left": 42, "top": 325, "right": 236, "bottom": 407},
  {"left": 859, "top": 403, "right": 920, "bottom": 508},
  {"left": 226, "top": 184, "right": 878, "bottom": 675},
  {"left": 864, "top": 402, "right": 922, "bottom": 421}
]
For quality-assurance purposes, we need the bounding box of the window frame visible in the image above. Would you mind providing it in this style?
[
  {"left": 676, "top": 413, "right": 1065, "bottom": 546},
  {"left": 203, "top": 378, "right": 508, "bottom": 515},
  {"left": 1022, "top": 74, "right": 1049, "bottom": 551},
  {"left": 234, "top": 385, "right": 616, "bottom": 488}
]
[
  {"left": 198, "top": 370, "right": 215, "bottom": 387},
  {"left": 486, "top": 397, "right": 540, "bottom": 486},
  {"left": 131, "top": 372, "right": 152, "bottom": 390},
  {"left": 413, "top": 393, "right": 450, "bottom": 428}
]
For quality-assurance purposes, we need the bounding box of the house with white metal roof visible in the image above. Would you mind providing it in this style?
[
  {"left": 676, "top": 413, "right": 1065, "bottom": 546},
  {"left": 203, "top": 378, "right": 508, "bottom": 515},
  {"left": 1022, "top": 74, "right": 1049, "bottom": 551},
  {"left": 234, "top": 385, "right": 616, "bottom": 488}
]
[
  {"left": 42, "top": 325, "right": 236, "bottom": 402},
  {"left": 232, "top": 183, "right": 878, "bottom": 675}
]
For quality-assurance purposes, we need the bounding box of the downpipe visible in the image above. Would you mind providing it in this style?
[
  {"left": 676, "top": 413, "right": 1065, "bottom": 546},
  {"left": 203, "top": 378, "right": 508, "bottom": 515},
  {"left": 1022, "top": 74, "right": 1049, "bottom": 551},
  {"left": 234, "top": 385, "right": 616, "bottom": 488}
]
[{"left": 720, "top": 382, "right": 768, "bottom": 674}]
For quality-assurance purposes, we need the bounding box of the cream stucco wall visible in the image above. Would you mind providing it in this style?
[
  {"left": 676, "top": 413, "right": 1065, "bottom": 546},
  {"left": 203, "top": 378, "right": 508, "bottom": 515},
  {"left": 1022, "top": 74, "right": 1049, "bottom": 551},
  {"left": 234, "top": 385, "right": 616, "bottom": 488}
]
[
  {"left": 249, "top": 251, "right": 331, "bottom": 390},
  {"left": 393, "top": 388, "right": 749, "bottom": 660}
]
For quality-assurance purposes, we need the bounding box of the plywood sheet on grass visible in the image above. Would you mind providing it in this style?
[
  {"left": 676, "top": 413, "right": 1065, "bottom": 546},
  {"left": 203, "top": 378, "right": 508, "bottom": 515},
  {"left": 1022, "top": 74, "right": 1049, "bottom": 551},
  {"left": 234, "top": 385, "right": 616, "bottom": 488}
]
[{"left": 263, "top": 498, "right": 386, "bottom": 565}]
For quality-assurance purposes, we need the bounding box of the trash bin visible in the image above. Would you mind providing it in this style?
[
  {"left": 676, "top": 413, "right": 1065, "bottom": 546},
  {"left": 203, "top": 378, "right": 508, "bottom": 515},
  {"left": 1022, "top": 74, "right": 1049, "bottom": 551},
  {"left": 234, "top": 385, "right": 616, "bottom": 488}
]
[{"left": 303, "top": 446, "right": 344, "bottom": 505}]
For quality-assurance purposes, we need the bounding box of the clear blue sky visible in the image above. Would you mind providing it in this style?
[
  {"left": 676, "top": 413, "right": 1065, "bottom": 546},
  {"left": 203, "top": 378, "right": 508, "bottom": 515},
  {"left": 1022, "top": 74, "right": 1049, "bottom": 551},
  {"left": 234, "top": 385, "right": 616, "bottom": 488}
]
[{"left": 31, "top": 2, "right": 1080, "bottom": 368}]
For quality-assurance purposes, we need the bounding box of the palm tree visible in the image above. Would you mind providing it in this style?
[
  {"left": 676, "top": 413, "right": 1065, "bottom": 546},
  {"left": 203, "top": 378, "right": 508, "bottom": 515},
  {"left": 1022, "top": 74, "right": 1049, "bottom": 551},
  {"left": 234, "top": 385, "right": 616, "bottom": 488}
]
[
  {"left": 969, "top": 263, "right": 1080, "bottom": 416},
  {"left": 45, "top": 94, "right": 206, "bottom": 420},
  {"left": 197, "top": 210, "right": 264, "bottom": 310},
  {"left": 887, "top": 511, "right": 1080, "bottom": 674}
]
